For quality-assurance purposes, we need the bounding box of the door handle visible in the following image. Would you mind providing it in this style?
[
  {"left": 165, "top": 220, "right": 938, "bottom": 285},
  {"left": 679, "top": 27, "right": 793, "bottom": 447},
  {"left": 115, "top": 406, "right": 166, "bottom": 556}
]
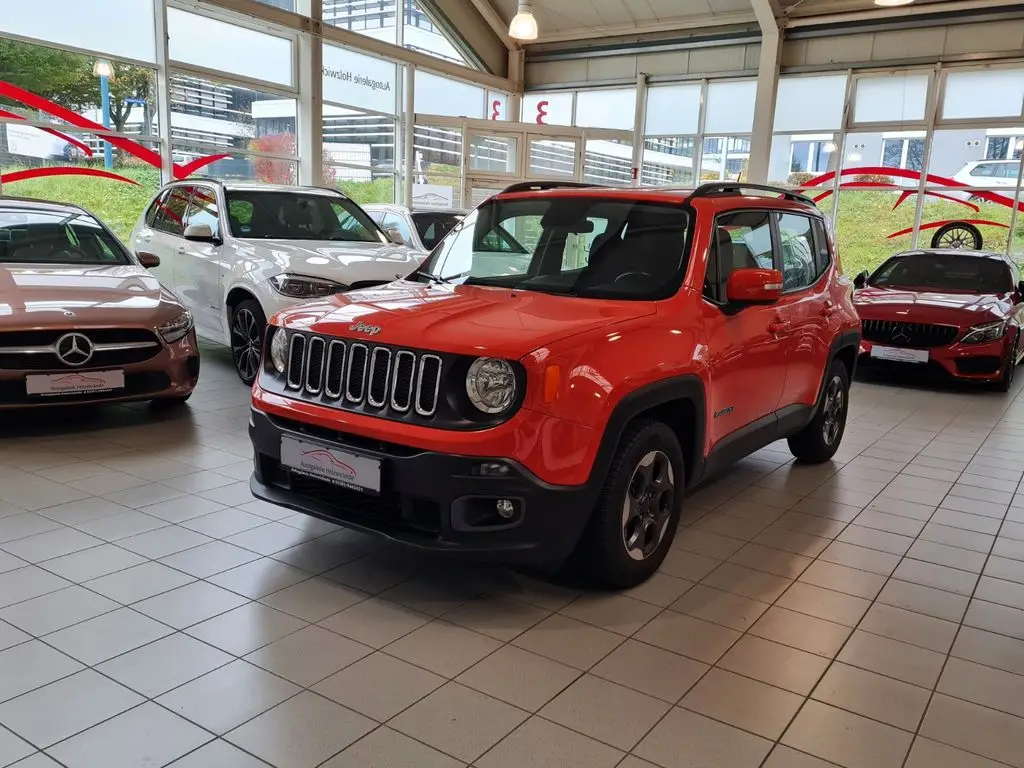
[
  {"left": 176, "top": 246, "right": 186, "bottom": 253},
  {"left": 768, "top": 321, "right": 789, "bottom": 335},
  {"left": 138, "top": 232, "right": 152, "bottom": 243}
]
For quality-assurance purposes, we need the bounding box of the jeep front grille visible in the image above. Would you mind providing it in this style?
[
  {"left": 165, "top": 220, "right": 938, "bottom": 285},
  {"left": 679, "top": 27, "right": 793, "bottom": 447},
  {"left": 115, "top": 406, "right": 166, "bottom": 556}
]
[{"left": 284, "top": 332, "right": 441, "bottom": 417}]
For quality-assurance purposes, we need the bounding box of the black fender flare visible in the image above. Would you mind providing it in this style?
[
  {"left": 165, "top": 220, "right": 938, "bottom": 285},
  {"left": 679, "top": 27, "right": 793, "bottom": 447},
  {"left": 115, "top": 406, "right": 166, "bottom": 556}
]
[
  {"left": 818, "top": 328, "right": 862, "bottom": 406},
  {"left": 587, "top": 374, "right": 707, "bottom": 492}
]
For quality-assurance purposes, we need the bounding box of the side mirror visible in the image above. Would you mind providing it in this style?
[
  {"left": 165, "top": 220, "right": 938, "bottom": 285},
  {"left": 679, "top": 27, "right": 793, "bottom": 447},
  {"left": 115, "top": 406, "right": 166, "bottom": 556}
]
[
  {"left": 726, "top": 268, "right": 784, "bottom": 306},
  {"left": 854, "top": 271, "right": 869, "bottom": 289},
  {"left": 183, "top": 223, "right": 219, "bottom": 243},
  {"left": 136, "top": 251, "right": 160, "bottom": 269},
  {"left": 1017, "top": 279, "right": 1024, "bottom": 296},
  {"left": 386, "top": 227, "right": 406, "bottom": 245}
]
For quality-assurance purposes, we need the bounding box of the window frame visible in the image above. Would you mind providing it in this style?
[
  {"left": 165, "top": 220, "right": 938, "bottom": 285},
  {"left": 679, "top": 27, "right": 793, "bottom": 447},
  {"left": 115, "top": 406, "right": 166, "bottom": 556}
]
[
  {"left": 776, "top": 211, "right": 822, "bottom": 294},
  {"left": 182, "top": 184, "right": 222, "bottom": 238},
  {"left": 702, "top": 208, "right": 779, "bottom": 307},
  {"left": 152, "top": 184, "right": 195, "bottom": 238}
]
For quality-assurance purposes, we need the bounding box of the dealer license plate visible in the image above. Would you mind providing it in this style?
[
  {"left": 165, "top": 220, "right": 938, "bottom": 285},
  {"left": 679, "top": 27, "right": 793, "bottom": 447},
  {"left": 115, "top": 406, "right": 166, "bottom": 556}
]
[
  {"left": 280, "top": 436, "right": 381, "bottom": 494},
  {"left": 870, "top": 345, "right": 929, "bottom": 364},
  {"left": 26, "top": 369, "right": 125, "bottom": 396}
]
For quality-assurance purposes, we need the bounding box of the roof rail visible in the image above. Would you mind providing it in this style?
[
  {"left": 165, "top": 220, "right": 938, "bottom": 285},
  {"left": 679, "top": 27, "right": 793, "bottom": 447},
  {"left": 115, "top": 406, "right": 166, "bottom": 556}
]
[
  {"left": 688, "top": 182, "right": 816, "bottom": 206},
  {"left": 500, "top": 181, "right": 605, "bottom": 195}
]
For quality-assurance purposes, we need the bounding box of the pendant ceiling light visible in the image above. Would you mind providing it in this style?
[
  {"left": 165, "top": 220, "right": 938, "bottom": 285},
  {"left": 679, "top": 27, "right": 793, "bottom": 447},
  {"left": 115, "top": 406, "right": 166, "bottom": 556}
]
[{"left": 509, "top": 3, "right": 539, "bottom": 41}]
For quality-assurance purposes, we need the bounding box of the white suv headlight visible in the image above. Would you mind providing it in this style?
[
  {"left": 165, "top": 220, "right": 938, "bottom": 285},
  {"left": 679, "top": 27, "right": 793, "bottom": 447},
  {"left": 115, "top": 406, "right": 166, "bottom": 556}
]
[
  {"left": 961, "top": 319, "right": 1008, "bottom": 345},
  {"left": 157, "top": 311, "right": 193, "bottom": 343},
  {"left": 269, "top": 327, "right": 288, "bottom": 374},
  {"left": 269, "top": 274, "right": 346, "bottom": 299},
  {"left": 466, "top": 357, "right": 516, "bottom": 414}
]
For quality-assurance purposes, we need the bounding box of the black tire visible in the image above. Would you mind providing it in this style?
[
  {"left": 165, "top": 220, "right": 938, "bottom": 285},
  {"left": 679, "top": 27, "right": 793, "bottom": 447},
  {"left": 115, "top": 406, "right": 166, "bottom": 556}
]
[
  {"left": 229, "top": 299, "right": 266, "bottom": 386},
  {"left": 788, "top": 360, "right": 850, "bottom": 464},
  {"left": 931, "top": 221, "right": 983, "bottom": 250},
  {"left": 573, "top": 419, "right": 685, "bottom": 589},
  {"left": 150, "top": 393, "right": 192, "bottom": 408},
  {"left": 995, "top": 334, "right": 1019, "bottom": 392}
]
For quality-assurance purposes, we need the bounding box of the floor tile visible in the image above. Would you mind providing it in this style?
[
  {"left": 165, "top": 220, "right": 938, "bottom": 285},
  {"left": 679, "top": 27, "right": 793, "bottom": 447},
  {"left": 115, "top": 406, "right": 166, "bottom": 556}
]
[
  {"left": 0, "top": 566, "right": 71, "bottom": 609},
  {"left": 322, "top": 726, "right": 462, "bottom": 768},
  {"left": 748, "top": 605, "right": 852, "bottom": 658},
  {"left": 158, "top": 540, "right": 261, "bottom": 578},
  {"left": 0, "top": 669, "right": 143, "bottom": 747},
  {"left": 97, "top": 632, "right": 232, "bottom": 697},
  {"left": 718, "top": 634, "right": 830, "bottom": 695},
  {"left": 633, "top": 610, "right": 740, "bottom": 664},
  {"left": 185, "top": 601, "right": 306, "bottom": 656},
  {"left": 133, "top": 581, "right": 249, "bottom": 629},
  {"left": 389, "top": 682, "right": 527, "bottom": 763},
  {"left": 838, "top": 629, "right": 946, "bottom": 688},
  {"left": 859, "top": 602, "right": 959, "bottom": 653},
  {"left": 1, "top": 528, "right": 104, "bottom": 564},
  {"left": 0, "top": 727, "right": 34, "bottom": 768},
  {"left": 700, "top": 562, "right": 792, "bottom": 603},
  {"left": 165, "top": 739, "right": 272, "bottom": 768},
  {"left": 74, "top": 510, "right": 168, "bottom": 542},
  {"left": 540, "top": 673, "right": 670, "bottom": 750},
  {"left": 209, "top": 558, "right": 310, "bottom": 599},
  {"left": 116, "top": 525, "right": 212, "bottom": 559},
  {"left": 905, "top": 737, "right": 1010, "bottom": 768},
  {"left": 313, "top": 651, "right": 444, "bottom": 721},
  {"left": 919, "top": 693, "right": 1024, "bottom": 767},
  {"left": 964, "top": 598, "right": 1024, "bottom": 641},
  {"left": 669, "top": 584, "right": 770, "bottom": 631},
  {"left": 318, "top": 596, "right": 430, "bottom": 648},
  {"left": 457, "top": 643, "right": 580, "bottom": 711},
  {"left": 37, "top": 544, "right": 145, "bottom": 582},
  {"left": 7, "top": 752, "right": 64, "bottom": 768},
  {"left": 0, "top": 620, "right": 30, "bottom": 652},
  {"left": 681, "top": 667, "right": 803, "bottom": 739},
  {"left": 937, "top": 657, "right": 1024, "bottom": 718},
  {"left": 48, "top": 702, "right": 212, "bottom": 768},
  {"left": 245, "top": 625, "right": 372, "bottom": 686},
  {"left": 43, "top": 608, "right": 172, "bottom": 665},
  {"left": 591, "top": 638, "right": 708, "bottom": 703},
  {"left": 157, "top": 659, "right": 301, "bottom": 734},
  {"left": 476, "top": 716, "right": 623, "bottom": 768},
  {"left": 952, "top": 625, "right": 1024, "bottom": 676},
  {"left": 635, "top": 707, "right": 772, "bottom": 768},
  {"left": 812, "top": 661, "right": 931, "bottom": 731},
  {"left": 559, "top": 593, "right": 661, "bottom": 636},
  {"left": 84, "top": 561, "right": 194, "bottom": 604},
  {"left": 798, "top": 559, "right": 886, "bottom": 600},
  {"left": 225, "top": 691, "right": 374, "bottom": 768},
  {"left": 181, "top": 508, "right": 267, "bottom": 538},
  {"left": 226, "top": 522, "right": 320, "bottom": 556},
  {"left": 0, "top": 585, "right": 118, "bottom": 635},
  {"left": 258, "top": 576, "right": 366, "bottom": 622},
  {"left": 762, "top": 745, "right": 846, "bottom": 768},
  {"left": 776, "top": 581, "right": 871, "bottom": 626},
  {"left": 782, "top": 700, "right": 914, "bottom": 768},
  {"left": 878, "top": 578, "right": 970, "bottom": 622}
]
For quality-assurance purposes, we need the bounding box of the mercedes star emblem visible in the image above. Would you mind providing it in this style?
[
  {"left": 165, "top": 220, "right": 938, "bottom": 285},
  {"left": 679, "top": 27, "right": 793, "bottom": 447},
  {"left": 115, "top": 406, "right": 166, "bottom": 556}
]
[
  {"left": 891, "top": 324, "right": 911, "bottom": 345},
  {"left": 55, "top": 332, "right": 94, "bottom": 367}
]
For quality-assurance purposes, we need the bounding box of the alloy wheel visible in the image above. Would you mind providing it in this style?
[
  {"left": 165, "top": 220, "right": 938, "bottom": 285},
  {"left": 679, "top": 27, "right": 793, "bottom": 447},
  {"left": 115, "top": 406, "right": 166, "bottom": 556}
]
[
  {"left": 621, "top": 450, "right": 675, "bottom": 561},
  {"left": 935, "top": 225, "right": 977, "bottom": 249},
  {"left": 231, "top": 308, "right": 262, "bottom": 382},
  {"left": 822, "top": 375, "right": 845, "bottom": 446}
]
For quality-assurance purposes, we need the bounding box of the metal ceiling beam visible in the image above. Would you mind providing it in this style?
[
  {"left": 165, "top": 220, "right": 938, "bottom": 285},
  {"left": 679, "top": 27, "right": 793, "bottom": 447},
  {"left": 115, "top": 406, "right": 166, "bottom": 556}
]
[
  {"left": 528, "top": 12, "right": 758, "bottom": 44},
  {"left": 466, "top": 0, "right": 515, "bottom": 49},
  {"left": 747, "top": 0, "right": 781, "bottom": 184},
  {"left": 784, "top": 0, "right": 1024, "bottom": 26}
]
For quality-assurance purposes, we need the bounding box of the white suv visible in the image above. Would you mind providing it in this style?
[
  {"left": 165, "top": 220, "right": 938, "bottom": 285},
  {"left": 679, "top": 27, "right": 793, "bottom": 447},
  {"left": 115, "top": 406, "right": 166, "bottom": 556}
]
[
  {"left": 952, "top": 159, "right": 1021, "bottom": 190},
  {"left": 129, "top": 182, "right": 421, "bottom": 384}
]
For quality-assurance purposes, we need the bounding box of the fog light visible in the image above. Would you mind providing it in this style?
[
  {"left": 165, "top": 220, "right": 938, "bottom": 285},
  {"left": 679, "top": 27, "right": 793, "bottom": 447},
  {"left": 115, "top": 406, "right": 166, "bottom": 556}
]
[
  {"left": 474, "top": 461, "right": 511, "bottom": 477},
  {"left": 496, "top": 499, "right": 516, "bottom": 519}
]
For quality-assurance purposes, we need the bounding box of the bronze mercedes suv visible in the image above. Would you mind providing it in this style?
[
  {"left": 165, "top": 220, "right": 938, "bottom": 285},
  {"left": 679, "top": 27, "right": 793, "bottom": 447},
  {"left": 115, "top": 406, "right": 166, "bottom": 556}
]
[{"left": 0, "top": 198, "right": 199, "bottom": 408}]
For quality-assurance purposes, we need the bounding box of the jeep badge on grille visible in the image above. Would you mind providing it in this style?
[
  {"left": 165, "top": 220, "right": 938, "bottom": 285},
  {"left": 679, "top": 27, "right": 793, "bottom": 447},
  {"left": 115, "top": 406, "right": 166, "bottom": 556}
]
[{"left": 349, "top": 321, "right": 382, "bottom": 336}]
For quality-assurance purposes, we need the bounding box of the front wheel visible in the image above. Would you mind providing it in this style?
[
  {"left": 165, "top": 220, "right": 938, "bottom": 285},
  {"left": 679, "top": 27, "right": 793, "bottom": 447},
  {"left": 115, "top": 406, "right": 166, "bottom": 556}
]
[
  {"left": 995, "top": 334, "right": 1019, "bottom": 392},
  {"left": 230, "top": 299, "right": 266, "bottom": 386},
  {"left": 573, "top": 419, "right": 684, "bottom": 588},
  {"left": 788, "top": 360, "right": 850, "bottom": 464}
]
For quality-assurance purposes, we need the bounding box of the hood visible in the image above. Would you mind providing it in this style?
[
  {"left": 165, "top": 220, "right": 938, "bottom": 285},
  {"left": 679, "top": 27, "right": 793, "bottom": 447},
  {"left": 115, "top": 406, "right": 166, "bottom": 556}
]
[
  {"left": 854, "top": 286, "right": 1012, "bottom": 327},
  {"left": 0, "top": 264, "right": 185, "bottom": 328},
  {"left": 275, "top": 279, "right": 657, "bottom": 358},
  {"left": 236, "top": 239, "right": 424, "bottom": 285}
]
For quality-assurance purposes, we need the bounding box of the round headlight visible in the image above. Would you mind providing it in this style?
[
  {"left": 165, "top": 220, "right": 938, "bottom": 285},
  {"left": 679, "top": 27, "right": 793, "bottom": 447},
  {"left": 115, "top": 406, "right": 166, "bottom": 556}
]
[
  {"left": 269, "top": 327, "right": 288, "bottom": 374},
  {"left": 466, "top": 358, "right": 516, "bottom": 414}
]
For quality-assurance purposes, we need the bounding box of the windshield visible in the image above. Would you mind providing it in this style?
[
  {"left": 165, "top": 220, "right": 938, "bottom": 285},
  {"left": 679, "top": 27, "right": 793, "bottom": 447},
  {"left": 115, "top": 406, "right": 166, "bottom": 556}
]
[
  {"left": 411, "top": 212, "right": 463, "bottom": 250},
  {"left": 870, "top": 252, "right": 1012, "bottom": 293},
  {"left": 0, "top": 208, "right": 129, "bottom": 266},
  {"left": 416, "top": 196, "right": 689, "bottom": 300},
  {"left": 224, "top": 191, "right": 386, "bottom": 243}
]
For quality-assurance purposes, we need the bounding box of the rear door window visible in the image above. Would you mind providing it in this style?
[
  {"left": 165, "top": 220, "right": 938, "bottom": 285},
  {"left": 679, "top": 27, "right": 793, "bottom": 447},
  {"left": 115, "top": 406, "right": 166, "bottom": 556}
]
[{"left": 153, "top": 186, "right": 193, "bottom": 237}]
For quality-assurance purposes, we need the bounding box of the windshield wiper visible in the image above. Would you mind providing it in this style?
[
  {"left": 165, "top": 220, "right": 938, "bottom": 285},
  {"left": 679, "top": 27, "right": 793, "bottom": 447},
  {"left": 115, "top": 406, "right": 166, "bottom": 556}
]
[{"left": 416, "top": 269, "right": 467, "bottom": 284}]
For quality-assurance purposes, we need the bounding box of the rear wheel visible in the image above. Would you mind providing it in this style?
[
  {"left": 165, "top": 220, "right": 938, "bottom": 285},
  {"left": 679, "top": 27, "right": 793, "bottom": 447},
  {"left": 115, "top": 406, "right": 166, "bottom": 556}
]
[
  {"left": 788, "top": 360, "right": 850, "bottom": 463},
  {"left": 573, "top": 419, "right": 684, "bottom": 588},
  {"left": 230, "top": 299, "right": 266, "bottom": 386},
  {"left": 931, "top": 222, "right": 983, "bottom": 250}
]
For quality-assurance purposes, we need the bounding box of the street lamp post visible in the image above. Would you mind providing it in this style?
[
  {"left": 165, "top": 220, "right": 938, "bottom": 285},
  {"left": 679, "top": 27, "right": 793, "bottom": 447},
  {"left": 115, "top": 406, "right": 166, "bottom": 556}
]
[{"left": 92, "top": 59, "right": 114, "bottom": 170}]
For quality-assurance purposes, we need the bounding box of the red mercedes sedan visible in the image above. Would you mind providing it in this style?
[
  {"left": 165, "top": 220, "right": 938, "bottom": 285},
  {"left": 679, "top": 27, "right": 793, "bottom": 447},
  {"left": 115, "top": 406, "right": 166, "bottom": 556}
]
[{"left": 853, "top": 249, "right": 1024, "bottom": 391}]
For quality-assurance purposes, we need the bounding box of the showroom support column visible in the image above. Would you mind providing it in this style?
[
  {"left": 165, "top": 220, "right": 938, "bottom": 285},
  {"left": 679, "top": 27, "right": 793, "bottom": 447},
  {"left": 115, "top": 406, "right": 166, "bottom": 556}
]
[
  {"left": 153, "top": 0, "right": 174, "bottom": 184},
  {"left": 297, "top": 7, "right": 323, "bottom": 187},
  {"left": 404, "top": 64, "right": 416, "bottom": 207},
  {"left": 747, "top": 0, "right": 782, "bottom": 184},
  {"left": 631, "top": 73, "right": 648, "bottom": 186},
  {"left": 508, "top": 46, "right": 524, "bottom": 122}
]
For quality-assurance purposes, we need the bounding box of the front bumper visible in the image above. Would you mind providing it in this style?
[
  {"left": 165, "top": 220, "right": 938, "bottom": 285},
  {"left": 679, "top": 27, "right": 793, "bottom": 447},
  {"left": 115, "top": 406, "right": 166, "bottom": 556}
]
[
  {"left": 248, "top": 407, "right": 595, "bottom": 567},
  {"left": 0, "top": 331, "right": 200, "bottom": 408},
  {"left": 858, "top": 336, "right": 1011, "bottom": 381}
]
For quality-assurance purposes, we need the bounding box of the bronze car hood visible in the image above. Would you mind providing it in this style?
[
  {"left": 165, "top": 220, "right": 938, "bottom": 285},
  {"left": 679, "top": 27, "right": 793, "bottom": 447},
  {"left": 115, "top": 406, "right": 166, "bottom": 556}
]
[{"left": 0, "top": 265, "right": 185, "bottom": 328}]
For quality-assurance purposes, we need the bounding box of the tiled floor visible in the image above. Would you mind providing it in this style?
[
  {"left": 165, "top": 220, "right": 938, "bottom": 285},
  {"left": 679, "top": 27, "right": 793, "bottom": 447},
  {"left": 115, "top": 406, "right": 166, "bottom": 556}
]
[{"left": 1, "top": 347, "right": 1024, "bottom": 768}]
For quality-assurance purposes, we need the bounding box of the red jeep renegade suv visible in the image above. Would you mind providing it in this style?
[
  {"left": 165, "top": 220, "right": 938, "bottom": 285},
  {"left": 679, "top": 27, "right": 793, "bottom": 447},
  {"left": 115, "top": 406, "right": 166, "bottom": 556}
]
[{"left": 249, "top": 181, "right": 861, "bottom": 587}]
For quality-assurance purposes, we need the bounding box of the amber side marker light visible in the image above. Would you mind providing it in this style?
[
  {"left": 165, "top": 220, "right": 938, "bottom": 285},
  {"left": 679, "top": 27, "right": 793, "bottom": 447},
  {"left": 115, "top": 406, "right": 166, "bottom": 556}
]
[{"left": 543, "top": 365, "right": 560, "bottom": 404}]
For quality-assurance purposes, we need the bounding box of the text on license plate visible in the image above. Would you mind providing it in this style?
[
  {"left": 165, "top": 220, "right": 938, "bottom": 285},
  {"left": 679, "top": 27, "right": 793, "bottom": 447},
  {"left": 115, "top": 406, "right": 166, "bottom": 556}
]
[
  {"left": 279, "top": 436, "right": 381, "bottom": 494},
  {"left": 870, "top": 346, "right": 929, "bottom": 364},
  {"left": 26, "top": 369, "right": 125, "bottom": 396}
]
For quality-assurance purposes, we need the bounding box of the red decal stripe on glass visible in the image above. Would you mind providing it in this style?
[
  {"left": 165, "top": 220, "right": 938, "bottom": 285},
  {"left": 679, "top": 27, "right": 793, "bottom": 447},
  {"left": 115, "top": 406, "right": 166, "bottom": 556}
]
[
  {"left": 0, "top": 167, "right": 139, "bottom": 185},
  {"left": 0, "top": 109, "right": 94, "bottom": 157},
  {"left": 886, "top": 219, "right": 1008, "bottom": 239}
]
